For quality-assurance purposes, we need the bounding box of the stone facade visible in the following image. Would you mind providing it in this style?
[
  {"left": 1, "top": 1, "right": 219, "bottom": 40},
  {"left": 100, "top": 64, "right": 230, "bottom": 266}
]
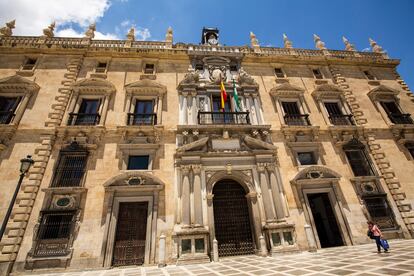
[{"left": 0, "top": 25, "right": 414, "bottom": 274}]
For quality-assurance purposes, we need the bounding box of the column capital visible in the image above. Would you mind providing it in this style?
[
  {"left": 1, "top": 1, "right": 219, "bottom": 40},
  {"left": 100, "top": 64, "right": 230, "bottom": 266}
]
[
  {"left": 192, "top": 164, "right": 202, "bottom": 175},
  {"left": 257, "top": 162, "right": 266, "bottom": 172},
  {"left": 190, "top": 91, "right": 198, "bottom": 97},
  {"left": 181, "top": 165, "right": 191, "bottom": 176}
]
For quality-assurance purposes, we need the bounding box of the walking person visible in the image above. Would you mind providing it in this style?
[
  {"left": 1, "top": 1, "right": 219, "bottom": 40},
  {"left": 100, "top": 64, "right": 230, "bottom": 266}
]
[{"left": 367, "top": 221, "right": 388, "bottom": 253}]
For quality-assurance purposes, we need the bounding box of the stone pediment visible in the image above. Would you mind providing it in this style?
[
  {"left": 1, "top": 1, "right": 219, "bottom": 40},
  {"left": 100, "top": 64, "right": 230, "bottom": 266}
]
[
  {"left": 202, "top": 56, "right": 230, "bottom": 66},
  {"left": 177, "top": 137, "right": 209, "bottom": 152},
  {"left": 312, "top": 84, "right": 344, "bottom": 100},
  {"left": 72, "top": 78, "right": 116, "bottom": 94},
  {"left": 243, "top": 136, "right": 276, "bottom": 150},
  {"left": 269, "top": 83, "right": 304, "bottom": 98},
  {"left": 103, "top": 171, "right": 165, "bottom": 189},
  {"left": 0, "top": 74, "right": 40, "bottom": 94},
  {"left": 125, "top": 79, "right": 167, "bottom": 96},
  {"left": 292, "top": 165, "right": 341, "bottom": 184},
  {"left": 367, "top": 85, "right": 399, "bottom": 101}
]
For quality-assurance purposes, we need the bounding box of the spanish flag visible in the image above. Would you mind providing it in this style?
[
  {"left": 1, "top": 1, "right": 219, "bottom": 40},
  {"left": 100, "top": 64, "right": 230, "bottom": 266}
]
[{"left": 220, "top": 81, "right": 227, "bottom": 110}]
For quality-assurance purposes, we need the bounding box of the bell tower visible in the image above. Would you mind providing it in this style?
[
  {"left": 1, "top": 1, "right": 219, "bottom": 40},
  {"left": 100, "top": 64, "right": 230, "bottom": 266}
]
[{"left": 201, "top": 27, "right": 219, "bottom": 45}]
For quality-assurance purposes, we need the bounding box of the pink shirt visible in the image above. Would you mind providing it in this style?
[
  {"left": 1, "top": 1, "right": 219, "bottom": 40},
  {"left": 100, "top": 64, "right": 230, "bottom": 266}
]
[{"left": 371, "top": 225, "right": 382, "bottom": 237}]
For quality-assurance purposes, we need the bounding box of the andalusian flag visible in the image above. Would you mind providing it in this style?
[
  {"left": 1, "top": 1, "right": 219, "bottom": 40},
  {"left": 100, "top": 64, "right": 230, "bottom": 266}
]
[
  {"left": 220, "top": 81, "right": 227, "bottom": 110},
  {"left": 232, "top": 79, "right": 240, "bottom": 111}
]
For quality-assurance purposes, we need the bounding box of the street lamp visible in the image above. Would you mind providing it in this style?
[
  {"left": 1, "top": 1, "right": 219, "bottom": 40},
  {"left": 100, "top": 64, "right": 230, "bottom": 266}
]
[{"left": 0, "top": 155, "right": 34, "bottom": 242}]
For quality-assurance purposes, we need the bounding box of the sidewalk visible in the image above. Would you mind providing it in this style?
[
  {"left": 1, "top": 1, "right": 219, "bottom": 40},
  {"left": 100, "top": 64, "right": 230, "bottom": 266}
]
[{"left": 23, "top": 239, "right": 414, "bottom": 276}]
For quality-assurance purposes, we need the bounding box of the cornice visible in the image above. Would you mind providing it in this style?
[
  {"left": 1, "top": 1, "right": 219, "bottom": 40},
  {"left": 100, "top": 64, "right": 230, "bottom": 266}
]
[{"left": 0, "top": 36, "right": 400, "bottom": 66}]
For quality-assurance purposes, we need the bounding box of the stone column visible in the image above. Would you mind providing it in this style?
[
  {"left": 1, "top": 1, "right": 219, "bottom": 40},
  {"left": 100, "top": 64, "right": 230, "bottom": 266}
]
[
  {"left": 181, "top": 165, "right": 191, "bottom": 226},
  {"left": 191, "top": 92, "right": 197, "bottom": 125},
  {"left": 246, "top": 191, "right": 266, "bottom": 254},
  {"left": 267, "top": 164, "right": 288, "bottom": 220},
  {"left": 187, "top": 94, "right": 192, "bottom": 125},
  {"left": 192, "top": 165, "right": 203, "bottom": 226},
  {"left": 125, "top": 93, "right": 132, "bottom": 125},
  {"left": 247, "top": 96, "right": 258, "bottom": 125},
  {"left": 12, "top": 93, "right": 31, "bottom": 124},
  {"left": 157, "top": 94, "right": 163, "bottom": 125},
  {"left": 180, "top": 92, "right": 188, "bottom": 124},
  {"left": 99, "top": 94, "right": 110, "bottom": 126},
  {"left": 257, "top": 164, "right": 276, "bottom": 222},
  {"left": 253, "top": 93, "right": 264, "bottom": 125}
]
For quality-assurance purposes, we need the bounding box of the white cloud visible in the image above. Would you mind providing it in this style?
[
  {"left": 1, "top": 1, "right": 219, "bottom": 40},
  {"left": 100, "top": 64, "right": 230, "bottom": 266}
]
[
  {"left": 55, "top": 27, "right": 119, "bottom": 40},
  {"left": 120, "top": 20, "right": 131, "bottom": 27},
  {"left": 0, "top": 0, "right": 111, "bottom": 36},
  {"left": 136, "top": 28, "right": 151, "bottom": 41}
]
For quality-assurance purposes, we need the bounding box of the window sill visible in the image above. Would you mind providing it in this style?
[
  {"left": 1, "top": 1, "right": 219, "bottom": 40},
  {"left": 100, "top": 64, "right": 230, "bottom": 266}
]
[{"left": 16, "top": 69, "right": 34, "bottom": 77}]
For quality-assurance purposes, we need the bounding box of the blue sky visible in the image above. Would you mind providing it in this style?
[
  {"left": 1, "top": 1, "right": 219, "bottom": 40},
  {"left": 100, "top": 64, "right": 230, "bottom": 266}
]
[{"left": 1, "top": 0, "right": 413, "bottom": 87}]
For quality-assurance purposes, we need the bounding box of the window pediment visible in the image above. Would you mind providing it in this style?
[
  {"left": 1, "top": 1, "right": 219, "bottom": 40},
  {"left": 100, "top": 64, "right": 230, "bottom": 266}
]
[
  {"left": 125, "top": 79, "right": 166, "bottom": 96},
  {"left": 269, "top": 83, "right": 304, "bottom": 98},
  {"left": 72, "top": 78, "right": 116, "bottom": 95},
  {"left": 291, "top": 165, "right": 341, "bottom": 184},
  {"left": 103, "top": 171, "right": 165, "bottom": 188},
  {"left": 312, "top": 84, "right": 344, "bottom": 100},
  {"left": 367, "top": 85, "right": 399, "bottom": 101},
  {"left": 0, "top": 74, "right": 40, "bottom": 95}
]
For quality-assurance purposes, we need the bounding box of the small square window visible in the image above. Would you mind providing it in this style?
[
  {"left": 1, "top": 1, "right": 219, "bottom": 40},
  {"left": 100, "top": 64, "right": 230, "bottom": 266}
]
[
  {"left": 144, "top": 63, "right": 155, "bottom": 74},
  {"left": 195, "top": 64, "right": 204, "bottom": 71},
  {"left": 195, "top": 238, "right": 204, "bottom": 253},
  {"left": 312, "top": 69, "right": 323, "bottom": 79},
  {"left": 297, "top": 152, "right": 317, "bottom": 165},
  {"left": 22, "top": 58, "right": 37, "bottom": 71},
  {"left": 127, "top": 155, "right": 149, "bottom": 170},
  {"left": 95, "top": 62, "right": 107, "bottom": 73},
  {"left": 363, "top": 70, "right": 376, "bottom": 80},
  {"left": 283, "top": 232, "right": 294, "bottom": 245},
  {"left": 271, "top": 232, "right": 281, "bottom": 246},
  {"left": 181, "top": 239, "right": 191, "bottom": 254},
  {"left": 274, "top": 68, "right": 285, "bottom": 78},
  {"left": 230, "top": 65, "right": 238, "bottom": 72}
]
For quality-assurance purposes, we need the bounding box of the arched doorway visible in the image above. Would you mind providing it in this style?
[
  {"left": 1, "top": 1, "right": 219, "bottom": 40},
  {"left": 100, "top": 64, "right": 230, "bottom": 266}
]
[{"left": 213, "top": 179, "right": 255, "bottom": 257}]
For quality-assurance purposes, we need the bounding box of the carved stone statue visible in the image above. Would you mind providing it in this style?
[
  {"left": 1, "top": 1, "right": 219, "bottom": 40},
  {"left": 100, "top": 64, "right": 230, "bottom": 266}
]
[
  {"left": 182, "top": 65, "right": 199, "bottom": 84},
  {"left": 84, "top": 23, "right": 96, "bottom": 39},
  {"left": 207, "top": 33, "right": 218, "bottom": 45},
  {"left": 127, "top": 27, "right": 135, "bottom": 41},
  {"left": 0, "top": 20, "right": 15, "bottom": 37},
  {"left": 238, "top": 67, "right": 256, "bottom": 85},
  {"left": 250, "top": 31, "right": 259, "bottom": 48},
  {"left": 42, "top": 22, "right": 55, "bottom": 38},
  {"left": 369, "top": 38, "right": 384, "bottom": 53},
  {"left": 342, "top": 36, "right": 356, "bottom": 51},
  {"left": 283, "top": 33, "right": 293, "bottom": 49},
  {"left": 313, "top": 34, "right": 326, "bottom": 50},
  {"left": 165, "top": 26, "right": 173, "bottom": 43}
]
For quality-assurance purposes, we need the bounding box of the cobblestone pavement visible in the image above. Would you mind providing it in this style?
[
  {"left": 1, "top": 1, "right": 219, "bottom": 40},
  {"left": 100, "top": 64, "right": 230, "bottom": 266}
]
[{"left": 25, "top": 240, "right": 414, "bottom": 276}]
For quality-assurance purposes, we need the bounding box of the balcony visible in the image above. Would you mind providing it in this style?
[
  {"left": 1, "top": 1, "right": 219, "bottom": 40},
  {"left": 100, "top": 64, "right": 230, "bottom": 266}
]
[
  {"left": 284, "top": 114, "right": 311, "bottom": 126},
  {"left": 68, "top": 113, "right": 100, "bottom": 126},
  {"left": 388, "top": 113, "right": 414, "bottom": 125},
  {"left": 329, "top": 114, "right": 355, "bottom": 126},
  {"left": 127, "top": 113, "right": 157, "bottom": 126},
  {"left": 198, "top": 111, "right": 250, "bottom": 125},
  {"left": 0, "top": 111, "right": 14, "bottom": 124}
]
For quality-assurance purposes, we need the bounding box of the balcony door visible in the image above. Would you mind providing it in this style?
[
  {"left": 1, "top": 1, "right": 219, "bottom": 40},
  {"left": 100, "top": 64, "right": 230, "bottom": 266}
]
[
  {"left": 282, "top": 101, "right": 309, "bottom": 126},
  {"left": 0, "top": 96, "right": 20, "bottom": 124},
  {"left": 132, "top": 100, "right": 155, "bottom": 125},
  {"left": 74, "top": 99, "right": 101, "bottom": 125}
]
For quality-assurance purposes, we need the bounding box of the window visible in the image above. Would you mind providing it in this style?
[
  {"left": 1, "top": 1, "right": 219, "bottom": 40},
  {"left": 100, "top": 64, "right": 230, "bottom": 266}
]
[
  {"left": 144, "top": 63, "right": 155, "bottom": 74},
  {"left": 363, "top": 70, "right": 376, "bottom": 80},
  {"left": 0, "top": 96, "right": 21, "bottom": 124},
  {"left": 406, "top": 142, "right": 414, "bottom": 159},
  {"left": 274, "top": 68, "right": 285, "bottom": 78},
  {"left": 51, "top": 147, "right": 88, "bottom": 187},
  {"left": 129, "top": 100, "right": 156, "bottom": 125},
  {"left": 312, "top": 68, "right": 323, "bottom": 79},
  {"left": 195, "top": 64, "right": 204, "bottom": 72},
  {"left": 230, "top": 65, "right": 238, "bottom": 73},
  {"left": 363, "top": 196, "right": 395, "bottom": 229},
  {"left": 22, "top": 58, "right": 37, "bottom": 71},
  {"left": 34, "top": 212, "right": 75, "bottom": 257},
  {"left": 95, "top": 62, "right": 108, "bottom": 73},
  {"left": 324, "top": 102, "right": 354, "bottom": 125},
  {"left": 127, "top": 155, "right": 149, "bottom": 170},
  {"left": 380, "top": 101, "right": 413, "bottom": 124},
  {"left": 281, "top": 101, "right": 310, "bottom": 126},
  {"left": 343, "top": 140, "right": 375, "bottom": 177},
  {"left": 69, "top": 99, "right": 101, "bottom": 125},
  {"left": 297, "top": 152, "right": 317, "bottom": 165}
]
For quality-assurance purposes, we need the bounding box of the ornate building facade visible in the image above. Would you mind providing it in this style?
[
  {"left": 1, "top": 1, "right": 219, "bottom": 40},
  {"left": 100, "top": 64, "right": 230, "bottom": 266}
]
[{"left": 0, "top": 22, "right": 414, "bottom": 274}]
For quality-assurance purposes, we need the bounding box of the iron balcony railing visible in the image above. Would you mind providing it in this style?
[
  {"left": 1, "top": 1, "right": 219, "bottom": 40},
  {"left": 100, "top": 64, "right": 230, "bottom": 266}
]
[
  {"left": 198, "top": 111, "right": 250, "bottom": 125},
  {"left": 284, "top": 114, "right": 311, "bottom": 126},
  {"left": 0, "top": 111, "right": 15, "bottom": 124},
  {"left": 388, "top": 113, "right": 414, "bottom": 125},
  {"left": 329, "top": 114, "right": 355, "bottom": 126},
  {"left": 127, "top": 113, "right": 157, "bottom": 126},
  {"left": 68, "top": 113, "right": 100, "bottom": 126}
]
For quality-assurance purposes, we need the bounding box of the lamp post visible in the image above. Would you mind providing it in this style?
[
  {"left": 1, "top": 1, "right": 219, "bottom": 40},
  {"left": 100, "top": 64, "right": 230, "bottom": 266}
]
[{"left": 0, "top": 155, "right": 34, "bottom": 242}]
